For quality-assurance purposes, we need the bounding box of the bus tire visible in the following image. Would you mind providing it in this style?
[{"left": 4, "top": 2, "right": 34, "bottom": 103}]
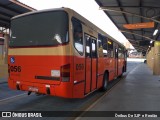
[
  {"left": 101, "top": 73, "right": 108, "bottom": 91},
  {"left": 119, "top": 67, "right": 124, "bottom": 78}
]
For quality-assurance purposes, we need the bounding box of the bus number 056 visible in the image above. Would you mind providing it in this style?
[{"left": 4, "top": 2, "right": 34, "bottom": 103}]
[{"left": 8, "top": 65, "right": 21, "bottom": 72}]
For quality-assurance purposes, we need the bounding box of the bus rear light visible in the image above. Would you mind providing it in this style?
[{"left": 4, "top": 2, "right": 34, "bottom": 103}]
[
  {"left": 16, "top": 81, "right": 20, "bottom": 84},
  {"left": 60, "top": 64, "right": 70, "bottom": 82},
  {"left": 45, "top": 85, "right": 50, "bottom": 88},
  {"left": 16, "top": 81, "right": 20, "bottom": 90}
]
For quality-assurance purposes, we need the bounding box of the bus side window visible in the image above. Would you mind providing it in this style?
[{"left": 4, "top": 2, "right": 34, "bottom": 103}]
[
  {"left": 119, "top": 47, "right": 124, "bottom": 58},
  {"left": 85, "top": 35, "right": 91, "bottom": 58},
  {"left": 103, "top": 37, "right": 108, "bottom": 57},
  {"left": 108, "top": 39, "right": 113, "bottom": 57},
  {"left": 72, "top": 18, "right": 83, "bottom": 55},
  {"left": 91, "top": 38, "right": 97, "bottom": 58},
  {"left": 98, "top": 34, "right": 103, "bottom": 57}
]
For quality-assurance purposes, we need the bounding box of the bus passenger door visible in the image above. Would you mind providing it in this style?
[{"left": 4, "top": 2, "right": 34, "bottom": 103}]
[
  {"left": 85, "top": 35, "right": 91, "bottom": 94},
  {"left": 115, "top": 47, "right": 118, "bottom": 77},
  {"left": 91, "top": 38, "right": 97, "bottom": 91},
  {"left": 84, "top": 35, "right": 97, "bottom": 94}
]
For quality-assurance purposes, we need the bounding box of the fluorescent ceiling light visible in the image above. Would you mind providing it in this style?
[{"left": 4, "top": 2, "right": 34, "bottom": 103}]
[
  {"left": 153, "top": 29, "right": 158, "bottom": 36},
  {"left": 150, "top": 40, "right": 153, "bottom": 43}
]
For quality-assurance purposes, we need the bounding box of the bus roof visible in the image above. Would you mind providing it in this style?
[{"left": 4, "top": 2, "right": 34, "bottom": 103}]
[{"left": 11, "top": 7, "right": 66, "bottom": 20}]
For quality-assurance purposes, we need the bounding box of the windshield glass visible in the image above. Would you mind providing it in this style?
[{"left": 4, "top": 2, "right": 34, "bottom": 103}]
[{"left": 10, "top": 11, "right": 68, "bottom": 47}]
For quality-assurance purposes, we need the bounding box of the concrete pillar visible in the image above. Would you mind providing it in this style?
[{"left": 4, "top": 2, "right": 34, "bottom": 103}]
[
  {"left": 150, "top": 47, "right": 154, "bottom": 70},
  {"left": 147, "top": 47, "right": 154, "bottom": 70},
  {"left": 153, "top": 41, "right": 160, "bottom": 75},
  {"left": 146, "top": 50, "right": 150, "bottom": 67},
  {"left": 4, "top": 34, "right": 9, "bottom": 64},
  {"left": 147, "top": 51, "right": 150, "bottom": 68},
  {"left": 0, "top": 33, "right": 4, "bottom": 65}
]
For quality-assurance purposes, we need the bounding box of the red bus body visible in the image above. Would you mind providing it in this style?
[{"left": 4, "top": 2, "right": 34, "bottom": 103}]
[{"left": 8, "top": 8, "right": 127, "bottom": 98}]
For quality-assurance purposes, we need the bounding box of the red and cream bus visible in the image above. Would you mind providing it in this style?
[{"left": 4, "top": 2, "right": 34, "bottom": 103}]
[{"left": 8, "top": 8, "right": 127, "bottom": 98}]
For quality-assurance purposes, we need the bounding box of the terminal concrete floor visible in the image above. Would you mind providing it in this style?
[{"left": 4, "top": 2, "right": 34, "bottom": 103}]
[
  {"left": 91, "top": 63, "right": 160, "bottom": 111},
  {"left": 78, "top": 62, "right": 160, "bottom": 120}
]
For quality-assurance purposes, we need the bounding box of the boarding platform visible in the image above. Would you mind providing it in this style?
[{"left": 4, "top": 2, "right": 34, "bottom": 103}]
[{"left": 81, "top": 61, "right": 160, "bottom": 112}]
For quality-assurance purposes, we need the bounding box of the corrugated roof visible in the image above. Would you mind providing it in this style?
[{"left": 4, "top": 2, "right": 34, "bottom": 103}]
[
  {"left": 95, "top": 0, "right": 160, "bottom": 53},
  {"left": 0, "top": 0, "right": 36, "bottom": 28}
]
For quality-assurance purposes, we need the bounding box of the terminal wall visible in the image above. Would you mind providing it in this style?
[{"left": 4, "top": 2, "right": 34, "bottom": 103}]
[
  {"left": 147, "top": 41, "right": 160, "bottom": 75},
  {"left": 153, "top": 41, "right": 160, "bottom": 75},
  {"left": 147, "top": 47, "right": 154, "bottom": 70}
]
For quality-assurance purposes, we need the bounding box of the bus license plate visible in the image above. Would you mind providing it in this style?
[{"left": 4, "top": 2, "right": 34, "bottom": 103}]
[{"left": 28, "top": 86, "right": 38, "bottom": 92}]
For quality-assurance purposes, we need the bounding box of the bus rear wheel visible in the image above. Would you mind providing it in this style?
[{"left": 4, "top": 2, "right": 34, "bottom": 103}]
[
  {"left": 101, "top": 73, "right": 108, "bottom": 91},
  {"left": 119, "top": 66, "right": 124, "bottom": 77}
]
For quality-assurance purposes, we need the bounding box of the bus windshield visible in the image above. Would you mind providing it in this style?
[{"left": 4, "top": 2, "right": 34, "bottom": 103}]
[{"left": 10, "top": 11, "right": 69, "bottom": 47}]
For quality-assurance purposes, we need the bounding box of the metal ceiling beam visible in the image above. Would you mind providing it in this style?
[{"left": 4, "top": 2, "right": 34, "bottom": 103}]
[
  {"left": 140, "top": 0, "right": 144, "bottom": 42},
  {"left": 10, "top": 0, "right": 35, "bottom": 11},
  {"left": 0, "top": 24, "right": 7, "bottom": 28},
  {"left": 134, "top": 46, "right": 148, "bottom": 49},
  {"left": 111, "top": 15, "right": 160, "bottom": 18},
  {"left": 96, "top": 0, "right": 138, "bottom": 49},
  {"left": 152, "top": 15, "right": 160, "bottom": 19},
  {"left": 127, "top": 38, "right": 145, "bottom": 43},
  {"left": 135, "top": 44, "right": 148, "bottom": 47},
  {"left": 97, "top": 2, "right": 130, "bottom": 45},
  {"left": 134, "top": 46, "right": 148, "bottom": 50},
  {"left": 134, "top": 49, "right": 147, "bottom": 52},
  {"left": 0, "top": 3, "right": 21, "bottom": 14},
  {"left": 134, "top": 47, "right": 148, "bottom": 51},
  {"left": 120, "top": 30, "right": 156, "bottom": 41},
  {"left": 115, "top": 0, "right": 128, "bottom": 23},
  {"left": 128, "top": 39, "right": 139, "bottom": 42},
  {"left": 0, "top": 21, "right": 9, "bottom": 27},
  {"left": 0, "top": 17, "right": 10, "bottom": 23},
  {"left": 128, "top": 42, "right": 140, "bottom": 47},
  {"left": 130, "top": 40, "right": 138, "bottom": 43},
  {"left": 127, "top": 38, "right": 141, "bottom": 40},
  {"left": 121, "top": 29, "right": 152, "bottom": 34},
  {"left": 133, "top": 44, "right": 148, "bottom": 47},
  {"left": 0, "top": 15, "right": 10, "bottom": 21},
  {"left": 130, "top": 44, "right": 149, "bottom": 49},
  {"left": 115, "top": 0, "right": 137, "bottom": 44},
  {"left": 100, "top": 7, "right": 160, "bottom": 24},
  {"left": 0, "top": 11, "right": 12, "bottom": 18},
  {"left": 100, "top": 6, "right": 160, "bottom": 9},
  {"left": 135, "top": 49, "right": 147, "bottom": 52}
]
